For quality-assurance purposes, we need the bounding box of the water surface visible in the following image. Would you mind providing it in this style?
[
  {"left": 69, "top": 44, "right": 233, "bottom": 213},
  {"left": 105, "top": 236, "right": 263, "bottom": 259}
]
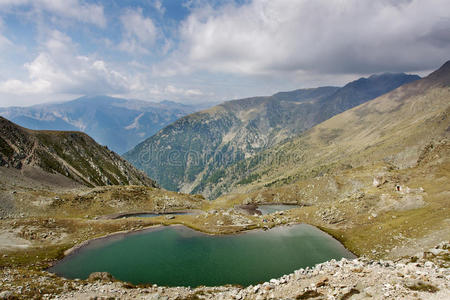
[
  {"left": 49, "top": 224, "right": 354, "bottom": 287},
  {"left": 117, "top": 212, "right": 194, "bottom": 219}
]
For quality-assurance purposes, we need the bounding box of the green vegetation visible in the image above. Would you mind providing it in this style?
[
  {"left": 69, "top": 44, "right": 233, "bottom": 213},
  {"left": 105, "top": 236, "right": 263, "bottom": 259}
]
[
  {"left": 0, "top": 136, "right": 14, "bottom": 158},
  {"left": 405, "top": 281, "right": 439, "bottom": 293},
  {"left": 207, "top": 169, "right": 226, "bottom": 184},
  {"left": 237, "top": 173, "right": 260, "bottom": 185}
]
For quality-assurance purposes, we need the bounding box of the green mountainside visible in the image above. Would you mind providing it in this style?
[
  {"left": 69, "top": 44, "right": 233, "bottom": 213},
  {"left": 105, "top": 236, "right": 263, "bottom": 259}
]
[
  {"left": 124, "top": 73, "right": 420, "bottom": 196},
  {"left": 206, "top": 61, "right": 450, "bottom": 199},
  {"left": 0, "top": 116, "right": 156, "bottom": 188}
]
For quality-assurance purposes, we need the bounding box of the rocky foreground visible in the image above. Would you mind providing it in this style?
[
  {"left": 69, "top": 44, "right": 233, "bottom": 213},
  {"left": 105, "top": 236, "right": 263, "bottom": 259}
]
[{"left": 1, "top": 242, "right": 447, "bottom": 300}]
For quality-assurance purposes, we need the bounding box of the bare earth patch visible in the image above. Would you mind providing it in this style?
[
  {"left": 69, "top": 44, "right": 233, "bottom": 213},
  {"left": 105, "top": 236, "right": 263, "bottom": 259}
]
[{"left": 0, "top": 230, "right": 31, "bottom": 250}]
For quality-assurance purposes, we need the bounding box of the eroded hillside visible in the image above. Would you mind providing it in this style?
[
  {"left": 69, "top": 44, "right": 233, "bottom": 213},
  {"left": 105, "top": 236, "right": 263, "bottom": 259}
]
[{"left": 0, "top": 117, "right": 156, "bottom": 188}]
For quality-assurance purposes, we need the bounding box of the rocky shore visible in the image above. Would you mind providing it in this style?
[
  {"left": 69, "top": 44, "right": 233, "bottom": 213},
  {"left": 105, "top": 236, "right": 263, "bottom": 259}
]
[{"left": 2, "top": 242, "right": 447, "bottom": 299}]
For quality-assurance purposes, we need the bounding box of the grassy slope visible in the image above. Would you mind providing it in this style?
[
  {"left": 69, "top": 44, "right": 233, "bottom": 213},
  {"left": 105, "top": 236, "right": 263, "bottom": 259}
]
[{"left": 208, "top": 63, "right": 449, "bottom": 197}]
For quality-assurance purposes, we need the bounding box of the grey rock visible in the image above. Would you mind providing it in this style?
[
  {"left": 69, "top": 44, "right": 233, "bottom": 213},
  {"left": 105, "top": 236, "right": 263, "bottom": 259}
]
[{"left": 0, "top": 291, "right": 13, "bottom": 299}]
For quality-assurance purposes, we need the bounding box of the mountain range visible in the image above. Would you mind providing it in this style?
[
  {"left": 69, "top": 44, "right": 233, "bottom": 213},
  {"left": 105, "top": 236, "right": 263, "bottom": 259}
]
[
  {"left": 124, "top": 73, "right": 421, "bottom": 196},
  {"left": 201, "top": 61, "right": 450, "bottom": 199},
  {"left": 0, "top": 96, "right": 210, "bottom": 154}
]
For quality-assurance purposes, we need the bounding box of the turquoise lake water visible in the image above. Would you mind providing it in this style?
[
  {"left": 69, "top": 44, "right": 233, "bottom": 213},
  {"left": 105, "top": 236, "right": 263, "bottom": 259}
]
[{"left": 49, "top": 224, "right": 355, "bottom": 287}]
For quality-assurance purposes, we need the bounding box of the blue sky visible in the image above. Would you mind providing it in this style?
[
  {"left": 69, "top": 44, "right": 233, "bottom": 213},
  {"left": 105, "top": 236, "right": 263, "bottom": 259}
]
[{"left": 0, "top": 0, "right": 449, "bottom": 106}]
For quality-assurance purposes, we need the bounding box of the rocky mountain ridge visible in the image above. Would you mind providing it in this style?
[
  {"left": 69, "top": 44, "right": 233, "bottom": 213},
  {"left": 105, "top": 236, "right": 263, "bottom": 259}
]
[{"left": 0, "top": 116, "right": 156, "bottom": 188}]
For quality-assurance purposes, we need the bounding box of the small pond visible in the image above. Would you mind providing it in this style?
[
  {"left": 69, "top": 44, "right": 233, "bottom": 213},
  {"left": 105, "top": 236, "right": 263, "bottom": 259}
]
[
  {"left": 49, "top": 224, "right": 355, "bottom": 287},
  {"left": 115, "top": 211, "right": 195, "bottom": 219}
]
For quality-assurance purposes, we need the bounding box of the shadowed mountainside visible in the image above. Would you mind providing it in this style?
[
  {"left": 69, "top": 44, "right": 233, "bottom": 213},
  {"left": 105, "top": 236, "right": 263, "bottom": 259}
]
[{"left": 0, "top": 116, "right": 156, "bottom": 188}]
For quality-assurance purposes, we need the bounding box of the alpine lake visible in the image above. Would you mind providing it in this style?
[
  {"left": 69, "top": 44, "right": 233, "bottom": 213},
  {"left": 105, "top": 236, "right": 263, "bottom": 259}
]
[{"left": 49, "top": 224, "right": 355, "bottom": 287}]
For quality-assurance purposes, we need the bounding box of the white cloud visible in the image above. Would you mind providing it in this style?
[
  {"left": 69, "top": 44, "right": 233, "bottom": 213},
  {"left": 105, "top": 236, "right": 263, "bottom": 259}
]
[
  {"left": 119, "top": 8, "right": 158, "bottom": 54},
  {"left": 161, "top": 0, "right": 450, "bottom": 76},
  {"left": 0, "top": 0, "right": 28, "bottom": 5},
  {"left": 0, "top": 29, "right": 208, "bottom": 106},
  {"left": 153, "top": 0, "right": 165, "bottom": 15},
  {"left": 164, "top": 85, "right": 204, "bottom": 97},
  {"left": 0, "top": 31, "right": 129, "bottom": 97},
  {"left": 0, "top": 0, "right": 106, "bottom": 27}
]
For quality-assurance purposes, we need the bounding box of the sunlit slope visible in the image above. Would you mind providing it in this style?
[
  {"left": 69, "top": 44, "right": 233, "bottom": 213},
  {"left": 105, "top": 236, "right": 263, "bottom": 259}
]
[{"left": 207, "top": 61, "right": 449, "bottom": 197}]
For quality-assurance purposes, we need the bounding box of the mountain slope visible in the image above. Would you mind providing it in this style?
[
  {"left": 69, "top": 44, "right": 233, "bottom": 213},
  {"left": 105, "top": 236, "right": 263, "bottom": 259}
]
[
  {"left": 124, "top": 73, "right": 420, "bottom": 195},
  {"left": 0, "top": 96, "right": 206, "bottom": 154},
  {"left": 0, "top": 116, "right": 156, "bottom": 188},
  {"left": 206, "top": 61, "right": 450, "bottom": 198}
]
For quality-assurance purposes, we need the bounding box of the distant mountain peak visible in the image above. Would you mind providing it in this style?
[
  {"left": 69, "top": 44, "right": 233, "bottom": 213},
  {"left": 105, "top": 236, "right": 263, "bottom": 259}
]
[
  {"left": 425, "top": 60, "right": 450, "bottom": 86},
  {"left": 368, "top": 72, "right": 408, "bottom": 79},
  {"left": 438, "top": 60, "right": 450, "bottom": 71},
  {"left": 160, "top": 100, "right": 179, "bottom": 105}
]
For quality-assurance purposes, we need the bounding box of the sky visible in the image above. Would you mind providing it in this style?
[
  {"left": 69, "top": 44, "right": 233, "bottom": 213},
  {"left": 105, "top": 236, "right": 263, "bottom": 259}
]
[{"left": 0, "top": 0, "right": 449, "bottom": 107}]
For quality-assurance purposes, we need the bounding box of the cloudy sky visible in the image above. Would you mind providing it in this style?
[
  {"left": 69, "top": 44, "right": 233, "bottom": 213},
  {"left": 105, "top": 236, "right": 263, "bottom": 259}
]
[{"left": 0, "top": 0, "right": 449, "bottom": 107}]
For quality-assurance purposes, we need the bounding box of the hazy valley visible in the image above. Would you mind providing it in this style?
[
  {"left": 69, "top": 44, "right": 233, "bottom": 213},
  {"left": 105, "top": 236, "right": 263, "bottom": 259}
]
[{"left": 0, "top": 96, "right": 210, "bottom": 154}]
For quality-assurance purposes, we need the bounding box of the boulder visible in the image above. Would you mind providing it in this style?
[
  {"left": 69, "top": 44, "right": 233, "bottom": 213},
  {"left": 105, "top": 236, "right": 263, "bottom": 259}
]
[{"left": 88, "top": 272, "right": 115, "bottom": 282}]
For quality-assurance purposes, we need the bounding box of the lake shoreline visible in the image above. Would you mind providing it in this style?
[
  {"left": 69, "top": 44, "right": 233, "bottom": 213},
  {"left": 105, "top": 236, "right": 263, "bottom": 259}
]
[{"left": 50, "top": 222, "right": 357, "bottom": 282}]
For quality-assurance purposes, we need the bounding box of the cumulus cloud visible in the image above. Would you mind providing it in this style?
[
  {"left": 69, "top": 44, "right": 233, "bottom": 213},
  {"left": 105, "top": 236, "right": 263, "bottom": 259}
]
[
  {"left": 0, "top": 29, "right": 208, "bottom": 106},
  {"left": 162, "top": 0, "right": 450, "bottom": 76},
  {"left": 0, "top": 0, "right": 106, "bottom": 27},
  {"left": 0, "top": 31, "right": 129, "bottom": 96},
  {"left": 119, "top": 8, "right": 158, "bottom": 54}
]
